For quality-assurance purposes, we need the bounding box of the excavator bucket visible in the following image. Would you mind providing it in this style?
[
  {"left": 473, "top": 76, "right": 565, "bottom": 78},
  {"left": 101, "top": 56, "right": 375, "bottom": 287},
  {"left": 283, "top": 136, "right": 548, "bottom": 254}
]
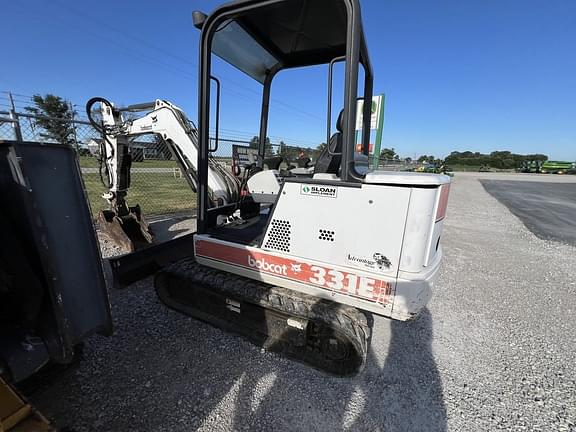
[{"left": 96, "top": 205, "right": 154, "bottom": 254}]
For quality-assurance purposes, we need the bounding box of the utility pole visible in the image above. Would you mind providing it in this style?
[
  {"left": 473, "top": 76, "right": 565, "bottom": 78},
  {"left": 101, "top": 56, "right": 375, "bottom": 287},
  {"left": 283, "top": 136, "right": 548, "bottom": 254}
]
[{"left": 7, "top": 92, "right": 23, "bottom": 141}]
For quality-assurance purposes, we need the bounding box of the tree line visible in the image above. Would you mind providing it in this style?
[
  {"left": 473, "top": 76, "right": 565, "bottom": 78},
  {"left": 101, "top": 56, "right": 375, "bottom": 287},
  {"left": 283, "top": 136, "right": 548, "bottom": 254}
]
[
  {"left": 22, "top": 93, "right": 553, "bottom": 169},
  {"left": 248, "top": 136, "right": 325, "bottom": 162},
  {"left": 444, "top": 151, "right": 548, "bottom": 169}
]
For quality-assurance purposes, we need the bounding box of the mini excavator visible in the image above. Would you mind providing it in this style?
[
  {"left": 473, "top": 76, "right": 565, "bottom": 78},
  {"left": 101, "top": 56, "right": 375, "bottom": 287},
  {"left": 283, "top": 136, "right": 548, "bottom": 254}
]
[{"left": 85, "top": 0, "right": 451, "bottom": 376}]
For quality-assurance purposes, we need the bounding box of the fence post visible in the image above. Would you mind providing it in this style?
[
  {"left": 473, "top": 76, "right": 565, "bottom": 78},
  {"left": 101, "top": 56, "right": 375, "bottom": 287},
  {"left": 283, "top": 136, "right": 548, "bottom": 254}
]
[
  {"left": 69, "top": 102, "right": 79, "bottom": 150},
  {"left": 7, "top": 92, "right": 23, "bottom": 141}
]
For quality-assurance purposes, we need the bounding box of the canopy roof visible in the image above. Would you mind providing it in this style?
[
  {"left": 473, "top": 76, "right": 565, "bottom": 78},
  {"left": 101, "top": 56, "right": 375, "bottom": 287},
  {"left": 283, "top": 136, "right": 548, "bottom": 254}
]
[{"left": 208, "top": 0, "right": 365, "bottom": 83}]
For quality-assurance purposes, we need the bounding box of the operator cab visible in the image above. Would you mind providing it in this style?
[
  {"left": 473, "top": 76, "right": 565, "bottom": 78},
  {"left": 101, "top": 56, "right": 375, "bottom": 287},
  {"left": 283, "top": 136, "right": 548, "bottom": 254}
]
[{"left": 195, "top": 0, "right": 376, "bottom": 245}]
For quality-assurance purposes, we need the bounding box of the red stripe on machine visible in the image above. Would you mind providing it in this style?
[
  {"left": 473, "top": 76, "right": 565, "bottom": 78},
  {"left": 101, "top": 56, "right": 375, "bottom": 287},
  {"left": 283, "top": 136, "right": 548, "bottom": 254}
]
[{"left": 195, "top": 240, "right": 392, "bottom": 305}]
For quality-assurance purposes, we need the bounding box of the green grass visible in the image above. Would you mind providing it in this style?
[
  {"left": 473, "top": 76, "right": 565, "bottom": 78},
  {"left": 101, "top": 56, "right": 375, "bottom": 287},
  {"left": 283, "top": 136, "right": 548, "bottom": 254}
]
[
  {"left": 446, "top": 164, "right": 483, "bottom": 172},
  {"left": 79, "top": 156, "right": 180, "bottom": 169},
  {"left": 83, "top": 172, "right": 196, "bottom": 216},
  {"left": 447, "top": 164, "right": 519, "bottom": 172}
]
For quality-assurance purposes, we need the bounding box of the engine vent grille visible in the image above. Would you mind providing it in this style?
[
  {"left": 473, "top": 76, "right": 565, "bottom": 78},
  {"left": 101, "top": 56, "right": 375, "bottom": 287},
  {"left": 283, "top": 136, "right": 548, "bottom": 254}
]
[
  {"left": 265, "top": 219, "right": 291, "bottom": 252},
  {"left": 318, "top": 229, "right": 334, "bottom": 242}
]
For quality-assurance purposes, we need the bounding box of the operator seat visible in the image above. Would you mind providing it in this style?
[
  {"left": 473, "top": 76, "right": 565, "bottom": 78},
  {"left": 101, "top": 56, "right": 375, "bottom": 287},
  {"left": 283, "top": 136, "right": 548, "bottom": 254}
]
[{"left": 314, "top": 109, "right": 344, "bottom": 175}]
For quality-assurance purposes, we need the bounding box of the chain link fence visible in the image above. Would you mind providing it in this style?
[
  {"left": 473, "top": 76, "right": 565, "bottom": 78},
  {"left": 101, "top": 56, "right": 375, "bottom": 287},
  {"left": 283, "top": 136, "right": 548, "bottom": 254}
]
[
  {"left": 3, "top": 92, "right": 425, "bottom": 223},
  {"left": 0, "top": 108, "right": 196, "bottom": 219},
  {"left": 0, "top": 92, "right": 324, "bottom": 220}
]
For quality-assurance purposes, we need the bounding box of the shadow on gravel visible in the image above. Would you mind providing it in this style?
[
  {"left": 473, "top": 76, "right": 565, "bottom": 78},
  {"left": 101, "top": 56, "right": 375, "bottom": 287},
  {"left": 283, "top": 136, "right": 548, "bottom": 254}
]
[
  {"left": 359, "top": 308, "right": 447, "bottom": 431},
  {"left": 219, "top": 307, "right": 446, "bottom": 431},
  {"left": 28, "top": 286, "right": 446, "bottom": 432}
]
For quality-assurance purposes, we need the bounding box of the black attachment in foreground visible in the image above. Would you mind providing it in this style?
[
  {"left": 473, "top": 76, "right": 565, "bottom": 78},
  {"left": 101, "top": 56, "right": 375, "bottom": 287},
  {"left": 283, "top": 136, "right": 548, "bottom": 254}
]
[
  {"left": 155, "top": 258, "right": 370, "bottom": 376},
  {"left": 108, "top": 233, "right": 195, "bottom": 288},
  {"left": 0, "top": 141, "right": 111, "bottom": 381}
]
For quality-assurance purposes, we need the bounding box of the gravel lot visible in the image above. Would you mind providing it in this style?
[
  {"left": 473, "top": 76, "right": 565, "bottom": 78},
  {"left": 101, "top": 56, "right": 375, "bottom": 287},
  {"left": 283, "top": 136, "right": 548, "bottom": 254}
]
[{"left": 29, "top": 172, "right": 576, "bottom": 431}]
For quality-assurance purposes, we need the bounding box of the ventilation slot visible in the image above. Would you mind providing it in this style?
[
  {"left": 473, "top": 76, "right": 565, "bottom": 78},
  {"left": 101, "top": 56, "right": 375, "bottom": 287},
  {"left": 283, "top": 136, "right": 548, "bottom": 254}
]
[
  {"left": 264, "top": 219, "right": 291, "bottom": 252},
  {"left": 318, "top": 229, "right": 334, "bottom": 242}
]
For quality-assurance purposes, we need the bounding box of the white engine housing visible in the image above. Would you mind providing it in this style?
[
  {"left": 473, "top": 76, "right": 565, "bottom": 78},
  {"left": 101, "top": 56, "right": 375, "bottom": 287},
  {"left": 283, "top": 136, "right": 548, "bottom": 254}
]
[{"left": 196, "top": 171, "right": 450, "bottom": 321}]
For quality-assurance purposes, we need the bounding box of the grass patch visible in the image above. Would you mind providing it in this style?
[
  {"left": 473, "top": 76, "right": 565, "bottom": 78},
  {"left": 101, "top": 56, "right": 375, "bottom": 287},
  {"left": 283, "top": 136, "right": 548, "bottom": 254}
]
[
  {"left": 447, "top": 164, "right": 483, "bottom": 172},
  {"left": 83, "top": 172, "right": 196, "bottom": 216},
  {"left": 447, "top": 165, "right": 517, "bottom": 173},
  {"left": 79, "top": 156, "right": 181, "bottom": 169}
]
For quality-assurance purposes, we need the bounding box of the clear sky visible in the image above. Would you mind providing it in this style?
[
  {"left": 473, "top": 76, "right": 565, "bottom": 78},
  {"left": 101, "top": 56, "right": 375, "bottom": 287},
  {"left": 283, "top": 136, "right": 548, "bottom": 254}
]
[{"left": 2, "top": 0, "right": 575, "bottom": 160}]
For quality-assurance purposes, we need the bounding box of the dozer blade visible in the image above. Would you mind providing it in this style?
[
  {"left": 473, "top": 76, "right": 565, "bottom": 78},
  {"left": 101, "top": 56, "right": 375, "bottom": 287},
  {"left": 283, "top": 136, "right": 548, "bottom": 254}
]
[
  {"left": 155, "top": 258, "right": 370, "bottom": 377},
  {"left": 96, "top": 204, "right": 153, "bottom": 254}
]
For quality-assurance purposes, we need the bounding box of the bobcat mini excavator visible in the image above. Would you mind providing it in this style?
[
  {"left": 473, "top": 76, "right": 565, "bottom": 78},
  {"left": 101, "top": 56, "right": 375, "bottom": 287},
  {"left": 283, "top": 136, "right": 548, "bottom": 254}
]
[{"left": 88, "top": 0, "right": 451, "bottom": 376}]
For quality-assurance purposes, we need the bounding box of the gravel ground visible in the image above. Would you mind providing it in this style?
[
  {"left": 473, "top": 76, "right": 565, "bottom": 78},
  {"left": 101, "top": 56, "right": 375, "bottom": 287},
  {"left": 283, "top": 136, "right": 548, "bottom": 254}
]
[{"left": 29, "top": 172, "right": 576, "bottom": 431}]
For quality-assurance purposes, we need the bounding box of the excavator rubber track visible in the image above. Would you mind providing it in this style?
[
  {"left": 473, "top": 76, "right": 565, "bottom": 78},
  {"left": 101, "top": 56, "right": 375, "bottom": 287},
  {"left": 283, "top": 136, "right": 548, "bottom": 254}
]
[{"left": 155, "top": 258, "right": 370, "bottom": 376}]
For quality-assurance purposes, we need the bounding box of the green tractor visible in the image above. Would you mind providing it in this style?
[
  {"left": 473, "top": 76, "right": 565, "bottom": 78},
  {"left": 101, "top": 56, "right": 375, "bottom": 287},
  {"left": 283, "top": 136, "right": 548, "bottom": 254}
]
[
  {"left": 517, "top": 160, "right": 543, "bottom": 173},
  {"left": 540, "top": 160, "right": 575, "bottom": 174}
]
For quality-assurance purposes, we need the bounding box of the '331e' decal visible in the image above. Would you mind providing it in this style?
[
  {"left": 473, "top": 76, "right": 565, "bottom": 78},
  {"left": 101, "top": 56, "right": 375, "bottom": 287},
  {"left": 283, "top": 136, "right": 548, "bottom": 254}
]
[
  {"left": 308, "top": 265, "right": 390, "bottom": 303},
  {"left": 195, "top": 240, "right": 392, "bottom": 305}
]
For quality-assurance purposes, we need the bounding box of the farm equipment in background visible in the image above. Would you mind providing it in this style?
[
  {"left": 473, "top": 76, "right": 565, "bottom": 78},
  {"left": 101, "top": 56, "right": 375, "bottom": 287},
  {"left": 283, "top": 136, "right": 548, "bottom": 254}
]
[
  {"left": 516, "top": 160, "right": 576, "bottom": 175},
  {"left": 414, "top": 161, "right": 453, "bottom": 176},
  {"left": 517, "top": 160, "right": 543, "bottom": 173},
  {"left": 540, "top": 160, "right": 576, "bottom": 174}
]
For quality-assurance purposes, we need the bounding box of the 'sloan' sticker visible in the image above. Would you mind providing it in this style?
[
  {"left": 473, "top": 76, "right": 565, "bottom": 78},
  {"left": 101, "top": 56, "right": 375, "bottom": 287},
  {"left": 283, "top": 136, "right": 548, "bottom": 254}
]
[{"left": 300, "top": 184, "right": 338, "bottom": 198}]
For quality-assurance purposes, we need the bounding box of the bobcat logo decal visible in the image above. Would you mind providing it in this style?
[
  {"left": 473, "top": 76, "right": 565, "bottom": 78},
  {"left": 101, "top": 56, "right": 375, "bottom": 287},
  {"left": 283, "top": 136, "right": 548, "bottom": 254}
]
[
  {"left": 372, "top": 253, "right": 391, "bottom": 270},
  {"left": 290, "top": 263, "right": 302, "bottom": 274}
]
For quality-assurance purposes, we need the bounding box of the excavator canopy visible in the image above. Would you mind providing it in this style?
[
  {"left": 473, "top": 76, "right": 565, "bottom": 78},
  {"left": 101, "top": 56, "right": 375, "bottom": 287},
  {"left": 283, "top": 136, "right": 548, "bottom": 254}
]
[
  {"left": 207, "top": 0, "right": 364, "bottom": 83},
  {"left": 195, "top": 0, "right": 375, "bottom": 232},
  {"left": 197, "top": 0, "right": 372, "bottom": 83}
]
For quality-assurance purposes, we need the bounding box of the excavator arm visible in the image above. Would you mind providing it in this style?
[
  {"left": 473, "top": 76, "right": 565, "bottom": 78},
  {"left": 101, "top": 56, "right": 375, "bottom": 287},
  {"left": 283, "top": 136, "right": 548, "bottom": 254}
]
[{"left": 85, "top": 97, "right": 242, "bottom": 251}]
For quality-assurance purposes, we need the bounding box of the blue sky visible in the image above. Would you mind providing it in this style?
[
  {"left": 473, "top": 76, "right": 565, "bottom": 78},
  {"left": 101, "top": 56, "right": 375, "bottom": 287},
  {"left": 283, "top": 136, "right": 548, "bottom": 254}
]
[{"left": 2, "top": 0, "right": 575, "bottom": 160}]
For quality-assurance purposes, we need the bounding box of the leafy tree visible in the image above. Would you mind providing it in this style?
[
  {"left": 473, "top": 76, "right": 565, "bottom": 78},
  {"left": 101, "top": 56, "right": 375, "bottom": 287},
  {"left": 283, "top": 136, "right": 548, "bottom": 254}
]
[
  {"left": 380, "top": 147, "right": 397, "bottom": 160},
  {"left": 312, "top": 142, "right": 327, "bottom": 160},
  {"left": 525, "top": 154, "right": 548, "bottom": 162},
  {"left": 25, "top": 94, "right": 76, "bottom": 146},
  {"left": 444, "top": 150, "right": 549, "bottom": 168},
  {"left": 249, "top": 135, "right": 274, "bottom": 157},
  {"left": 279, "top": 142, "right": 303, "bottom": 163},
  {"left": 418, "top": 155, "right": 435, "bottom": 163}
]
